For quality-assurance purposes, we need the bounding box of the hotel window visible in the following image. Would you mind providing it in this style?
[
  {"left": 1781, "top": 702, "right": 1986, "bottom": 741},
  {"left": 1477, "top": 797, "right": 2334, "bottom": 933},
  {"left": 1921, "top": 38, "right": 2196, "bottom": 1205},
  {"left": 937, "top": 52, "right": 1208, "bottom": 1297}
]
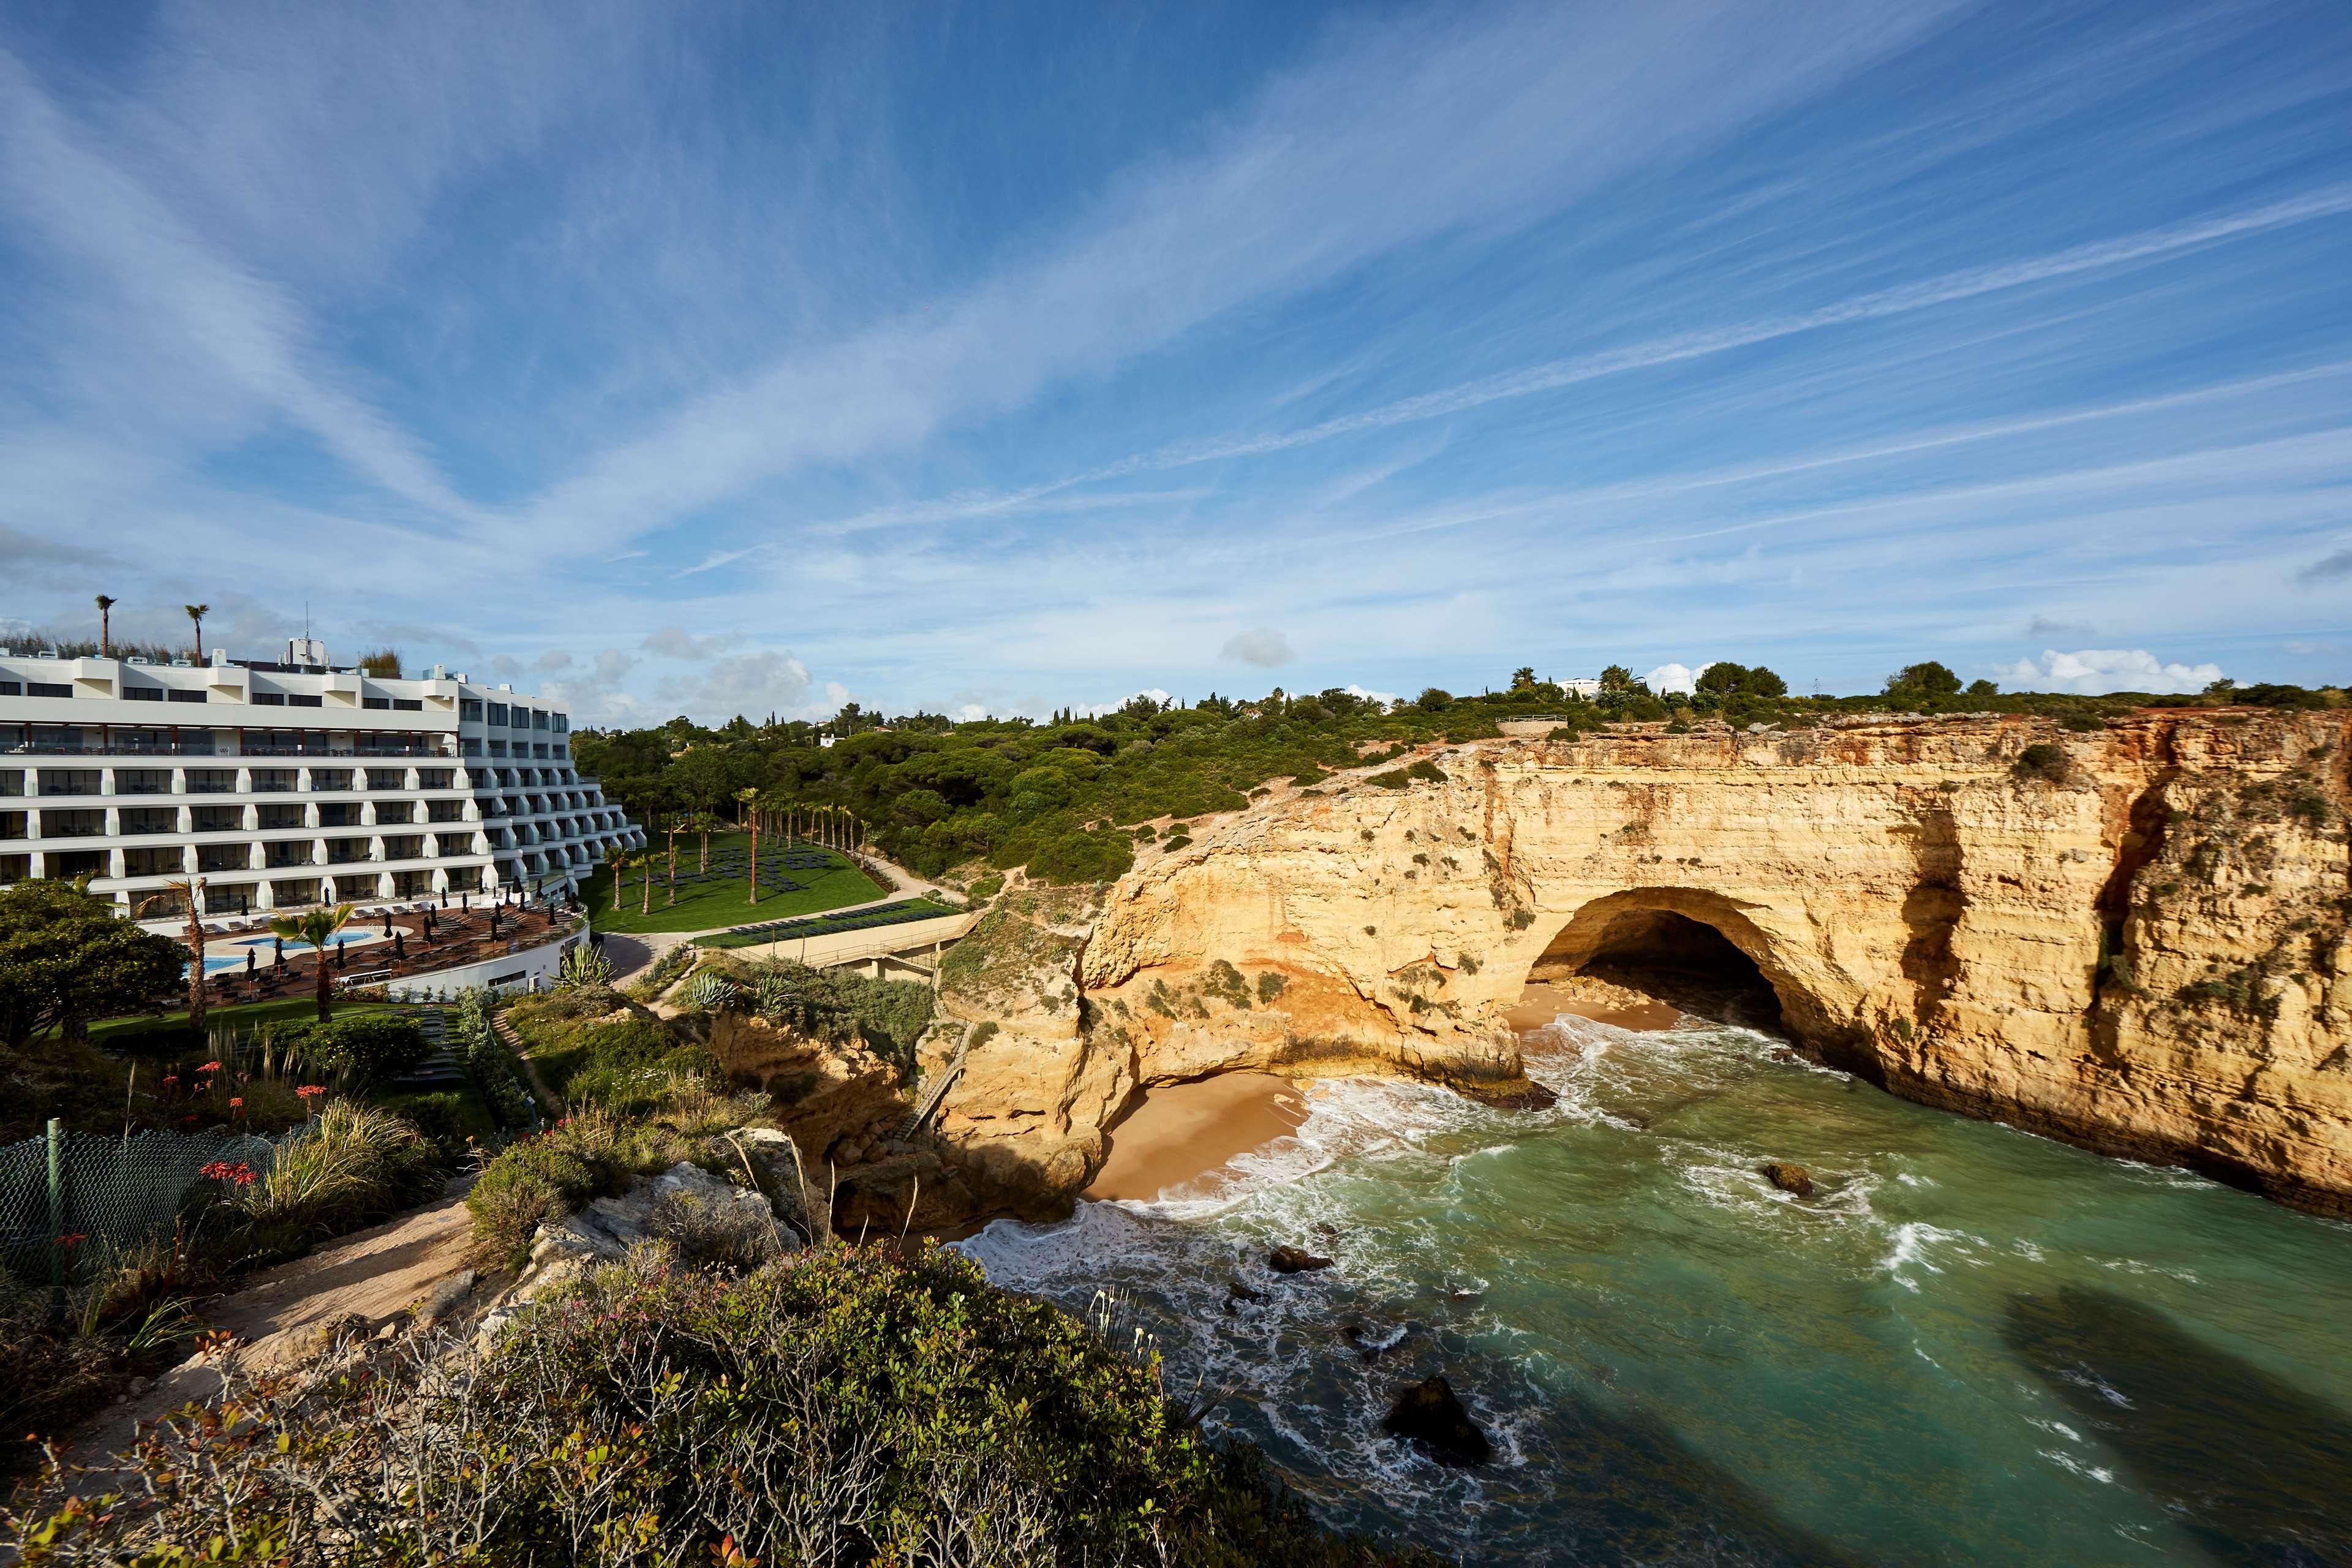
[
  {"left": 289, "top": 693, "right": 322, "bottom": 707},
  {"left": 28, "top": 682, "right": 70, "bottom": 698},
  {"left": 0, "top": 680, "right": 21, "bottom": 696},
  {"left": 488, "top": 739, "right": 507, "bottom": 758},
  {"left": 167, "top": 689, "right": 207, "bottom": 704},
  {"left": 253, "top": 691, "right": 286, "bottom": 706},
  {"left": 486, "top": 703, "right": 508, "bottom": 726},
  {"left": 459, "top": 738, "right": 481, "bottom": 756},
  {"left": 124, "top": 684, "right": 164, "bottom": 703},
  {"left": 393, "top": 698, "right": 423, "bottom": 712},
  {"left": 364, "top": 696, "right": 391, "bottom": 710},
  {"left": 530, "top": 710, "right": 548, "bottom": 730},
  {"left": 459, "top": 699, "right": 483, "bottom": 722}
]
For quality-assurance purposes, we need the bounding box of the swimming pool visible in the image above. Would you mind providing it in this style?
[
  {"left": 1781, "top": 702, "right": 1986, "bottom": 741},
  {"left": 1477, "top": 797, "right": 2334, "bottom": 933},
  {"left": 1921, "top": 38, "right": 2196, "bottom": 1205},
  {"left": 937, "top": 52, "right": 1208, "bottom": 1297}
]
[{"left": 195, "top": 927, "right": 391, "bottom": 974}]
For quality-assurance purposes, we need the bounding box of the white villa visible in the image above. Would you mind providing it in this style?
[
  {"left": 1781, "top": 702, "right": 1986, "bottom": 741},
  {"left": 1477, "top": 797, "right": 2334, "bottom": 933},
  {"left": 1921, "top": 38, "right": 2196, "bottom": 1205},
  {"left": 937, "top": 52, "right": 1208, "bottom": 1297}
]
[{"left": 1, "top": 639, "right": 645, "bottom": 925}]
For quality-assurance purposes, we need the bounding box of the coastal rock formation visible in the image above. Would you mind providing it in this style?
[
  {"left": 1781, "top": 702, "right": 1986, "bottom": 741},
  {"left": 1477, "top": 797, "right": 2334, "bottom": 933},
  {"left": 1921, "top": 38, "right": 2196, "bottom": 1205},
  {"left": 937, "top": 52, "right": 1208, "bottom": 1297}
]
[
  {"left": 929, "top": 887, "right": 1131, "bottom": 1218},
  {"left": 1382, "top": 1374, "right": 1493, "bottom": 1466},
  {"left": 1059, "top": 710, "right": 2351, "bottom": 1215}
]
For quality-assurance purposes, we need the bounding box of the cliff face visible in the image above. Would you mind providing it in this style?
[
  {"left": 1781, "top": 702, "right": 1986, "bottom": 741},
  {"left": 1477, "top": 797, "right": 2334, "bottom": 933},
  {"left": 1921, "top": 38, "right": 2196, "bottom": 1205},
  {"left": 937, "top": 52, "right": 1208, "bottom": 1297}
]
[{"left": 1054, "top": 710, "right": 2348, "bottom": 1215}]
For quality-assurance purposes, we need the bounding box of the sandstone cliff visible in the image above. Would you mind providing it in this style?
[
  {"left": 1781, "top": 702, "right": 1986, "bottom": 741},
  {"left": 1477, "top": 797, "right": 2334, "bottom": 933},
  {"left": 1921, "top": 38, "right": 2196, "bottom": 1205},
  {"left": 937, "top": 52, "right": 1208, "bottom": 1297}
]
[{"left": 924, "top": 709, "right": 2350, "bottom": 1219}]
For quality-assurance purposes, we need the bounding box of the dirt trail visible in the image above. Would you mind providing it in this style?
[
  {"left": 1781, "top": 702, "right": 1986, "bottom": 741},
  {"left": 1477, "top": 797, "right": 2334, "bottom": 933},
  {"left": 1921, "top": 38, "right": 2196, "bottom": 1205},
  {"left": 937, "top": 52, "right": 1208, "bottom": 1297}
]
[{"left": 67, "top": 1177, "right": 480, "bottom": 1471}]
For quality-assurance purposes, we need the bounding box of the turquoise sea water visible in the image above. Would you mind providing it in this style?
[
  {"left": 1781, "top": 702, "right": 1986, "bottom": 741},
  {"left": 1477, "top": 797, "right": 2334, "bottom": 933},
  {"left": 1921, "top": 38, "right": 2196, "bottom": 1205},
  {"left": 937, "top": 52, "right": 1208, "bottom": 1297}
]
[{"left": 962, "top": 1013, "right": 2352, "bottom": 1566}]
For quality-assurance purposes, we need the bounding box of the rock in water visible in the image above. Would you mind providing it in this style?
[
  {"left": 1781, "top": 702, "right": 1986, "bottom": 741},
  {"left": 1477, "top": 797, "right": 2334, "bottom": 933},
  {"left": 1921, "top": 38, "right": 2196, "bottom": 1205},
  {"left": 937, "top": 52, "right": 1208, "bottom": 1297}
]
[
  {"left": 1760, "top": 1161, "right": 1814, "bottom": 1197},
  {"left": 1383, "top": 1375, "right": 1492, "bottom": 1466},
  {"left": 1269, "top": 1245, "right": 1333, "bottom": 1274}
]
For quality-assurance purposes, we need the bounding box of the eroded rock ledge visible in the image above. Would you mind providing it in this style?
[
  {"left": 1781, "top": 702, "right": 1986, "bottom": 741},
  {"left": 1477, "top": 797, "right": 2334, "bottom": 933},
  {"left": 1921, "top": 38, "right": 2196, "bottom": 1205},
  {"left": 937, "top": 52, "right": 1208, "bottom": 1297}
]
[{"left": 927, "top": 710, "right": 2351, "bottom": 1220}]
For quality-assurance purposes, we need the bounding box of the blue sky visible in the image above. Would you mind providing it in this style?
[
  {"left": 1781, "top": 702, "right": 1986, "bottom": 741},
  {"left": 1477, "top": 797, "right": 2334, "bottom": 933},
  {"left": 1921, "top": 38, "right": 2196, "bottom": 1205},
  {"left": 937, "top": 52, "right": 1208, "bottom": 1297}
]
[{"left": 4, "top": 0, "right": 2350, "bottom": 723}]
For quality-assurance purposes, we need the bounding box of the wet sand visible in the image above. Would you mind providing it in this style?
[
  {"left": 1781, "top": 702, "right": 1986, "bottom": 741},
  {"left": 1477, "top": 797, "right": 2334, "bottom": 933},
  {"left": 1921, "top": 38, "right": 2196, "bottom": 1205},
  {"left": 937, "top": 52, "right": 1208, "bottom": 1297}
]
[
  {"left": 1507, "top": 979, "right": 1681, "bottom": 1033},
  {"left": 1084, "top": 1072, "right": 1309, "bottom": 1201}
]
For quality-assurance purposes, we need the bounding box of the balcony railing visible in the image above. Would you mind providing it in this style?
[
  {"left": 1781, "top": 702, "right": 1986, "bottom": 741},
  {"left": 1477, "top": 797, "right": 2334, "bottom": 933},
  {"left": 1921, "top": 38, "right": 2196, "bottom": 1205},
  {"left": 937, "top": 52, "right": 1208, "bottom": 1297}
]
[{"left": 5, "top": 742, "right": 221, "bottom": 757}]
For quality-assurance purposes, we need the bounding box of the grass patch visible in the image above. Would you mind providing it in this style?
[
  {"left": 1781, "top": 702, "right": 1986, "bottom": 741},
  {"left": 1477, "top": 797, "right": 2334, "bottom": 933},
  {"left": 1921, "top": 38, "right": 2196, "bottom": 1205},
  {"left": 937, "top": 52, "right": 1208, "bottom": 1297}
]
[
  {"left": 693, "top": 897, "right": 960, "bottom": 950},
  {"left": 580, "top": 832, "right": 886, "bottom": 934},
  {"left": 85, "top": 998, "right": 399, "bottom": 1049}
]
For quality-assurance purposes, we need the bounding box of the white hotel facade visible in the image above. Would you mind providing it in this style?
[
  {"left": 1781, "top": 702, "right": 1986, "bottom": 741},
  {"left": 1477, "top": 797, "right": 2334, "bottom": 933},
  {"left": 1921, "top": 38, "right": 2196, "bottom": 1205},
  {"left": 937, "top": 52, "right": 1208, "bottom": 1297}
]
[{"left": 0, "top": 641, "right": 645, "bottom": 921}]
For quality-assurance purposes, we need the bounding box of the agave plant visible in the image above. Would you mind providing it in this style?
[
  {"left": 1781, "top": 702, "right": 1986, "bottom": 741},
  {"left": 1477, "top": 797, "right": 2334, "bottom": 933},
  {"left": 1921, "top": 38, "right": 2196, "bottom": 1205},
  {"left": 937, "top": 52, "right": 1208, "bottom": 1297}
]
[
  {"left": 557, "top": 945, "right": 616, "bottom": 990},
  {"left": 755, "top": 974, "right": 796, "bottom": 1019},
  {"left": 679, "top": 971, "right": 741, "bottom": 1012}
]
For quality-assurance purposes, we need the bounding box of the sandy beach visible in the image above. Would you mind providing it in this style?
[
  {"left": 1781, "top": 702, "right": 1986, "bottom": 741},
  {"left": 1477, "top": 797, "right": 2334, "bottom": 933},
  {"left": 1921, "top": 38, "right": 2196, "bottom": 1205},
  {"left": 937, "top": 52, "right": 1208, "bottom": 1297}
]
[
  {"left": 1506, "top": 979, "right": 1681, "bottom": 1033},
  {"left": 1084, "top": 1072, "right": 1309, "bottom": 1201}
]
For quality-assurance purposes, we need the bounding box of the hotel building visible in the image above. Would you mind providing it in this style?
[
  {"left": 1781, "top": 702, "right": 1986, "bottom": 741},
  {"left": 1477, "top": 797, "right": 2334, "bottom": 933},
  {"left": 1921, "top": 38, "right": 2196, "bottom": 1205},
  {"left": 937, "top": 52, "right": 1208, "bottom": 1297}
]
[{"left": 0, "top": 639, "right": 645, "bottom": 922}]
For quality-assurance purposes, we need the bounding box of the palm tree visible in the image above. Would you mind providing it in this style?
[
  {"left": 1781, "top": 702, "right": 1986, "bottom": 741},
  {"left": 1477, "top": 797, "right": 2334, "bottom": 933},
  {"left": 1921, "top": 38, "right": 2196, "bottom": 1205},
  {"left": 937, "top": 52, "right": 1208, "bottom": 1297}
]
[
  {"left": 269, "top": 903, "right": 353, "bottom": 1023},
  {"left": 184, "top": 603, "right": 210, "bottom": 662},
  {"left": 137, "top": 876, "right": 210, "bottom": 1030},
  {"left": 95, "top": 595, "right": 116, "bottom": 657},
  {"left": 693, "top": 810, "right": 715, "bottom": 874},
  {"left": 663, "top": 816, "right": 685, "bottom": 905},
  {"left": 608, "top": 849, "right": 631, "bottom": 914},
  {"left": 640, "top": 850, "right": 656, "bottom": 915},
  {"left": 737, "top": 787, "right": 763, "bottom": 903}
]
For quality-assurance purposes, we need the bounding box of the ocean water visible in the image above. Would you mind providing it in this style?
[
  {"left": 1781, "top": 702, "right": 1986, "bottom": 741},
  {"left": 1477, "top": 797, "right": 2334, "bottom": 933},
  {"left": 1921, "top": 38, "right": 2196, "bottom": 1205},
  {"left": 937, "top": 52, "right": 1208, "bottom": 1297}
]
[{"left": 959, "top": 1014, "right": 2352, "bottom": 1566}]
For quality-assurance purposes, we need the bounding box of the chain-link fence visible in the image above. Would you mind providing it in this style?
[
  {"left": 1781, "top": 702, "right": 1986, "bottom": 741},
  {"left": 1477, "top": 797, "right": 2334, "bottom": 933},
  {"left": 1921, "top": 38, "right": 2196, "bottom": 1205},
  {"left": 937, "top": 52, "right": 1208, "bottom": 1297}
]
[{"left": 0, "top": 1120, "right": 311, "bottom": 1290}]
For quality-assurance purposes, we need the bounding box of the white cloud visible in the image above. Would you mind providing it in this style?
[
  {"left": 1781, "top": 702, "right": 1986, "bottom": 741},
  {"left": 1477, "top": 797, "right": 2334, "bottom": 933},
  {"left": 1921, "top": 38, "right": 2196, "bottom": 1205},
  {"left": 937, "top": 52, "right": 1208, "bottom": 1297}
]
[
  {"left": 1645, "top": 663, "right": 1700, "bottom": 696},
  {"left": 1072, "top": 688, "right": 1172, "bottom": 718},
  {"left": 1997, "top": 648, "right": 2225, "bottom": 695},
  {"left": 1343, "top": 682, "right": 1398, "bottom": 707},
  {"left": 1223, "top": 628, "right": 1295, "bottom": 668},
  {"left": 654, "top": 649, "right": 815, "bottom": 722},
  {"left": 641, "top": 627, "right": 745, "bottom": 660}
]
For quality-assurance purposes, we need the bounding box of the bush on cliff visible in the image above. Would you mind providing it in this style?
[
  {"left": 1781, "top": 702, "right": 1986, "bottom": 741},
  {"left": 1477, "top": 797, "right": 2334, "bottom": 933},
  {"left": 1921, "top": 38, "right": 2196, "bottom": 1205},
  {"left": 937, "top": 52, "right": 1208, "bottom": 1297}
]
[
  {"left": 4, "top": 1245, "right": 1427, "bottom": 1566},
  {"left": 2013, "top": 742, "right": 2071, "bottom": 784}
]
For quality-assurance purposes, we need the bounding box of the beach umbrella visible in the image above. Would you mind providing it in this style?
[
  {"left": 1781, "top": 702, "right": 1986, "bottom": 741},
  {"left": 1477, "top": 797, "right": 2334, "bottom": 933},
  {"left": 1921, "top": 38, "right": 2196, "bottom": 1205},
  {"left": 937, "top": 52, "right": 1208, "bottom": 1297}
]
[{"left": 245, "top": 949, "right": 256, "bottom": 976}]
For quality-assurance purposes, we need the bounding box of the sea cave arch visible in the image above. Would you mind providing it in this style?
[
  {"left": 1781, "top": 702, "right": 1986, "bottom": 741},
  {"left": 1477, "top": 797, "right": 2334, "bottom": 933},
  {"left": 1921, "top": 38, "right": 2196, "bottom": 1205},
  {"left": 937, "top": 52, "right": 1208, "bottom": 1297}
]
[{"left": 1522, "top": 888, "right": 1809, "bottom": 1038}]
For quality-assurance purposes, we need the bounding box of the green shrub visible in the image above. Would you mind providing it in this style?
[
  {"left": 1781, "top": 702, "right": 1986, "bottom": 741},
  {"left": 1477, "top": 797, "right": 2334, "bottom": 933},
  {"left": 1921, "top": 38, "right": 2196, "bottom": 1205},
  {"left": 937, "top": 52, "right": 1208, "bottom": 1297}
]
[
  {"left": 2014, "top": 743, "right": 2071, "bottom": 784},
  {"left": 379, "top": 1090, "right": 491, "bottom": 1161},
  {"left": 2060, "top": 714, "right": 2106, "bottom": 733},
  {"left": 466, "top": 1136, "right": 601, "bottom": 1269},
  {"left": 3, "top": 1246, "right": 1431, "bottom": 1564},
  {"left": 271, "top": 1013, "right": 429, "bottom": 1083},
  {"left": 739, "top": 960, "right": 933, "bottom": 1079},
  {"left": 236, "top": 1101, "right": 443, "bottom": 1259}
]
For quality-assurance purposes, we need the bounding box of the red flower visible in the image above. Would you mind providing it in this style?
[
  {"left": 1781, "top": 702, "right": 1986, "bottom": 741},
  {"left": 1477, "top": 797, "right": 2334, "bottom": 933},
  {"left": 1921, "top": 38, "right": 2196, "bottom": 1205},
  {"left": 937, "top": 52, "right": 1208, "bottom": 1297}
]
[
  {"left": 228, "top": 1098, "right": 245, "bottom": 1113},
  {"left": 58, "top": 1232, "right": 88, "bottom": 1250},
  {"left": 199, "top": 1060, "right": 222, "bottom": 1072},
  {"left": 296, "top": 1085, "right": 326, "bottom": 1100},
  {"left": 198, "top": 1160, "right": 257, "bottom": 1188}
]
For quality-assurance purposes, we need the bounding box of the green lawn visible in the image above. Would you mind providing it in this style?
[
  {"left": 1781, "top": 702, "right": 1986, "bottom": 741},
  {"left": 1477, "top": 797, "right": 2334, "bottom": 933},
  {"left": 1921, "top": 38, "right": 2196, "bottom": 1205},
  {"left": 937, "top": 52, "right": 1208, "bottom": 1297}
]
[{"left": 582, "top": 832, "right": 887, "bottom": 934}]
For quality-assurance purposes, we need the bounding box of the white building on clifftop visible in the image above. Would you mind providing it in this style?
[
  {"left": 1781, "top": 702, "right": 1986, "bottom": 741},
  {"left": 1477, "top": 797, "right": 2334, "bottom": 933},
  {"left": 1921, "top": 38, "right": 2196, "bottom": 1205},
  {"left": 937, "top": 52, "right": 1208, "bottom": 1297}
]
[{"left": 1, "top": 639, "right": 645, "bottom": 919}]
